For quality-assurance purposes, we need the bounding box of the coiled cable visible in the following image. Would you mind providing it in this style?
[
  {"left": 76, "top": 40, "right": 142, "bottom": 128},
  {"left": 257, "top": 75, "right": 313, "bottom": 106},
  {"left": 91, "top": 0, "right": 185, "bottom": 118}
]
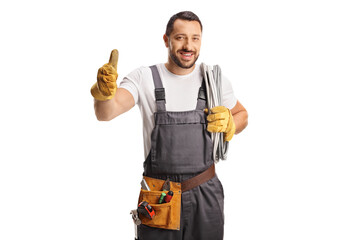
[{"left": 201, "top": 63, "right": 229, "bottom": 162}]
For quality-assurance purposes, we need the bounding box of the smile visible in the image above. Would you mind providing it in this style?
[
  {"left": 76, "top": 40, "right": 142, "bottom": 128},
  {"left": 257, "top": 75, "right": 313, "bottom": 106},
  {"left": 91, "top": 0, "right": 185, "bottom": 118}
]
[{"left": 179, "top": 51, "right": 194, "bottom": 60}]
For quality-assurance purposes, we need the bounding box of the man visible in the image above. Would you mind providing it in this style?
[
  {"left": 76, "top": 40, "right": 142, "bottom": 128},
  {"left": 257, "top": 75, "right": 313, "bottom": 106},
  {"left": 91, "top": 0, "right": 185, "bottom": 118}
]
[{"left": 91, "top": 11, "right": 248, "bottom": 240}]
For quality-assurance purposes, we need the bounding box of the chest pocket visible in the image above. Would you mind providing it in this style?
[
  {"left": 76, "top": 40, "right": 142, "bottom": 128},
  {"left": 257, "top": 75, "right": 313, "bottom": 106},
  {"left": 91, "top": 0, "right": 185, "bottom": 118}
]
[{"left": 150, "top": 111, "right": 213, "bottom": 174}]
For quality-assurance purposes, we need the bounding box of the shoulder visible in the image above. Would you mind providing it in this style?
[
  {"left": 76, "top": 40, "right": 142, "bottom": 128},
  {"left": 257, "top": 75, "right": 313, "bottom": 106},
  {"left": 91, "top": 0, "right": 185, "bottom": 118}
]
[
  {"left": 221, "top": 73, "right": 232, "bottom": 85},
  {"left": 219, "top": 70, "right": 237, "bottom": 110},
  {"left": 125, "top": 66, "right": 151, "bottom": 80},
  {"left": 123, "top": 65, "right": 157, "bottom": 89}
]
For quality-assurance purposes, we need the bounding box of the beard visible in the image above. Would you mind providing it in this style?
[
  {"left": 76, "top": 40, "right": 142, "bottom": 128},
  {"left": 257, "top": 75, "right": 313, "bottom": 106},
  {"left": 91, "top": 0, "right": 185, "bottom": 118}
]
[{"left": 169, "top": 49, "right": 199, "bottom": 69}]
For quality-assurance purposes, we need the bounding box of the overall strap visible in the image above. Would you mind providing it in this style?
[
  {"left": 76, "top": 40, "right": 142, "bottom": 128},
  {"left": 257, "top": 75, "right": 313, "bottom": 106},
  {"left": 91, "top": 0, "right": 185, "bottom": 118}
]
[
  {"left": 195, "top": 79, "right": 207, "bottom": 110},
  {"left": 149, "top": 65, "right": 166, "bottom": 112}
]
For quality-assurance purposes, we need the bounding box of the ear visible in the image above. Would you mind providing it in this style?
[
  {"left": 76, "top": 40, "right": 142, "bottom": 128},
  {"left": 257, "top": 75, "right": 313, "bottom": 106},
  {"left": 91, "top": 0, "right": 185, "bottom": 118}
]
[{"left": 163, "top": 34, "right": 169, "bottom": 48}]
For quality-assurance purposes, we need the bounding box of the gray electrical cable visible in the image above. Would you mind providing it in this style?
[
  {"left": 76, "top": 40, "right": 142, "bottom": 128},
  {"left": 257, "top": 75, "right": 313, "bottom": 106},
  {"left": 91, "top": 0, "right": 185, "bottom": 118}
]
[{"left": 201, "top": 63, "right": 229, "bottom": 163}]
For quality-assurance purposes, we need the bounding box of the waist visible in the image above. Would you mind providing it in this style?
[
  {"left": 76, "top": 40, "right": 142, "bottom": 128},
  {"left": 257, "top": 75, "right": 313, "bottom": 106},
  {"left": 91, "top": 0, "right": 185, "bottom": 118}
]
[{"left": 144, "top": 164, "right": 216, "bottom": 192}]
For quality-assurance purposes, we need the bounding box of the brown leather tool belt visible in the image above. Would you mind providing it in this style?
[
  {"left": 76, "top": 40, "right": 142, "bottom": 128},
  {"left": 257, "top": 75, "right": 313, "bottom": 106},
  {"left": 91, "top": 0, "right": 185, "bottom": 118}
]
[
  {"left": 138, "top": 164, "right": 216, "bottom": 230},
  {"left": 181, "top": 164, "right": 215, "bottom": 192}
]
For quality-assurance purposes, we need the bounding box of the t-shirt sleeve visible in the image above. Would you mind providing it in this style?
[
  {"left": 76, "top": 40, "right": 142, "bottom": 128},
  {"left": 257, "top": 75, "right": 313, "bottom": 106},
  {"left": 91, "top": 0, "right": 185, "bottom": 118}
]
[
  {"left": 118, "top": 67, "right": 145, "bottom": 105},
  {"left": 221, "top": 74, "right": 237, "bottom": 110}
]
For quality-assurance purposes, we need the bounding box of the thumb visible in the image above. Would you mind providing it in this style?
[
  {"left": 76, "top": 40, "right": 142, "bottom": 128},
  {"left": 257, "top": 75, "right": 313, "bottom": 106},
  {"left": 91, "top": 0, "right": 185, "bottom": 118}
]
[{"left": 108, "top": 49, "right": 119, "bottom": 71}]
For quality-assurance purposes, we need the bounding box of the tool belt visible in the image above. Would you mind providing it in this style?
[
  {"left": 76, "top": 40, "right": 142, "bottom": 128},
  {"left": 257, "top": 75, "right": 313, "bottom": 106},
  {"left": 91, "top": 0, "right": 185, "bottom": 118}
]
[{"left": 138, "top": 164, "right": 215, "bottom": 230}]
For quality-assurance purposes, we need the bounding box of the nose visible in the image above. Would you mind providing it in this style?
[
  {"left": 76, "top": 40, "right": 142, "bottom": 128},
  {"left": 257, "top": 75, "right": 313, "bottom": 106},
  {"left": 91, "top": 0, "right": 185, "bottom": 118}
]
[{"left": 183, "top": 39, "right": 192, "bottom": 51}]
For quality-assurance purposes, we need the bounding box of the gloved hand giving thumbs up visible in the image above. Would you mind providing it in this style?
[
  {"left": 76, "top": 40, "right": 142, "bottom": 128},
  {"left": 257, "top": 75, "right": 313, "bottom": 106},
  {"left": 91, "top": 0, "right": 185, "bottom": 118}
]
[
  {"left": 206, "top": 106, "right": 236, "bottom": 142},
  {"left": 91, "top": 49, "right": 119, "bottom": 101}
]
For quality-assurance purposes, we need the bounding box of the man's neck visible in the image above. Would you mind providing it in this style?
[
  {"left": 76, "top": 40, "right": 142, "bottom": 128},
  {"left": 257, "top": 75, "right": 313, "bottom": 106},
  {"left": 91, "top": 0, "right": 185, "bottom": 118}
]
[{"left": 165, "top": 59, "right": 196, "bottom": 75}]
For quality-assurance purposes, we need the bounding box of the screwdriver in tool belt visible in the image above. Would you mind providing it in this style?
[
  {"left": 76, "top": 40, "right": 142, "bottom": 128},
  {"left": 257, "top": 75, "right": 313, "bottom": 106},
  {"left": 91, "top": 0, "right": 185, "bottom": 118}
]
[{"left": 158, "top": 192, "right": 166, "bottom": 204}]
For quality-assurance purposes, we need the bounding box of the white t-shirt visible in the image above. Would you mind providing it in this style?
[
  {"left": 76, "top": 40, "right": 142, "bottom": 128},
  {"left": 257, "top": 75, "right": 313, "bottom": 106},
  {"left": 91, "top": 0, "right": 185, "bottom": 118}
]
[{"left": 119, "top": 63, "right": 237, "bottom": 159}]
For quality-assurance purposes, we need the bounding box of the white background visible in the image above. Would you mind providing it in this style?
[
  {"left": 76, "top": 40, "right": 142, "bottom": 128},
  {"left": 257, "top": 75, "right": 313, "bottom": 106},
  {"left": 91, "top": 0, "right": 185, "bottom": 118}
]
[{"left": 1, "top": 0, "right": 359, "bottom": 239}]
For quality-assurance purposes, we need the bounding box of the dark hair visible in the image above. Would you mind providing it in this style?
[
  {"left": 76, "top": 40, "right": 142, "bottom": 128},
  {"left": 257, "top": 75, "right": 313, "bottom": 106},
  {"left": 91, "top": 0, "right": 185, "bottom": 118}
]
[{"left": 165, "top": 11, "right": 203, "bottom": 37}]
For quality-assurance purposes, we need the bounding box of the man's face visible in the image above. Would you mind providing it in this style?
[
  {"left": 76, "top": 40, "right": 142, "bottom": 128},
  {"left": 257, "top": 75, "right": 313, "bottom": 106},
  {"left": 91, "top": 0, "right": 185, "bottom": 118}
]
[{"left": 164, "top": 19, "right": 202, "bottom": 69}]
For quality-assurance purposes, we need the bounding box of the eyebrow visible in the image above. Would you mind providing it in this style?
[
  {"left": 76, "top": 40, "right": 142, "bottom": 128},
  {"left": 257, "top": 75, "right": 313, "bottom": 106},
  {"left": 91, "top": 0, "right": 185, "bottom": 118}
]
[{"left": 175, "top": 33, "right": 201, "bottom": 37}]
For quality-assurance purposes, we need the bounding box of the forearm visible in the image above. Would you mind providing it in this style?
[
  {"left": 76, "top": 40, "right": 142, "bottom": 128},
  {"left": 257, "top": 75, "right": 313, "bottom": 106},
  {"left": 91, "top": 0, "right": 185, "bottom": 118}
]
[
  {"left": 233, "top": 110, "right": 248, "bottom": 134},
  {"left": 93, "top": 87, "right": 135, "bottom": 121},
  {"left": 94, "top": 97, "right": 118, "bottom": 121}
]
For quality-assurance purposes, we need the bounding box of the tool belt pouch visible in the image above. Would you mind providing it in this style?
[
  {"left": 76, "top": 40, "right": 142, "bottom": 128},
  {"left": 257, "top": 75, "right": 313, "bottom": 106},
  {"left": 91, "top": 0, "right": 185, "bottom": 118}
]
[{"left": 138, "top": 176, "right": 181, "bottom": 230}]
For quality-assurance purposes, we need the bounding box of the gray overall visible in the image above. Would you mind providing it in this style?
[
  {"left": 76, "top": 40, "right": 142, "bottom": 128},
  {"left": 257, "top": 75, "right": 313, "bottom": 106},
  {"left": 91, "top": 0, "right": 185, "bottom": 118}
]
[{"left": 138, "top": 65, "right": 225, "bottom": 240}]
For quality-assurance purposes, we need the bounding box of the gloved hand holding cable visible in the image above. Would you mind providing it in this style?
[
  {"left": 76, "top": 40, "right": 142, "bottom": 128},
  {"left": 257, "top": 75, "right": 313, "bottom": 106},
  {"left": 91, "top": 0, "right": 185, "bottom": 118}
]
[
  {"left": 201, "top": 63, "right": 236, "bottom": 162},
  {"left": 206, "top": 106, "right": 236, "bottom": 142},
  {"left": 91, "top": 49, "right": 119, "bottom": 101}
]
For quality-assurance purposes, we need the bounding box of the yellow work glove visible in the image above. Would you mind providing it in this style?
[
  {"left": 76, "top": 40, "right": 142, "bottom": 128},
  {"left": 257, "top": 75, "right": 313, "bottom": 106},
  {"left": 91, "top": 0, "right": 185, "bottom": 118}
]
[
  {"left": 206, "top": 106, "right": 236, "bottom": 142},
  {"left": 91, "top": 49, "right": 119, "bottom": 101}
]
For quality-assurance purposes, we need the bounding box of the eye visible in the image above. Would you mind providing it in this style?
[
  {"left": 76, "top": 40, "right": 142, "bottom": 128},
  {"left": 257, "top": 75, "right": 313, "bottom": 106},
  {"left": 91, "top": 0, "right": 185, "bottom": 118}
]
[
  {"left": 176, "top": 36, "right": 184, "bottom": 40},
  {"left": 193, "top": 37, "right": 200, "bottom": 41}
]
